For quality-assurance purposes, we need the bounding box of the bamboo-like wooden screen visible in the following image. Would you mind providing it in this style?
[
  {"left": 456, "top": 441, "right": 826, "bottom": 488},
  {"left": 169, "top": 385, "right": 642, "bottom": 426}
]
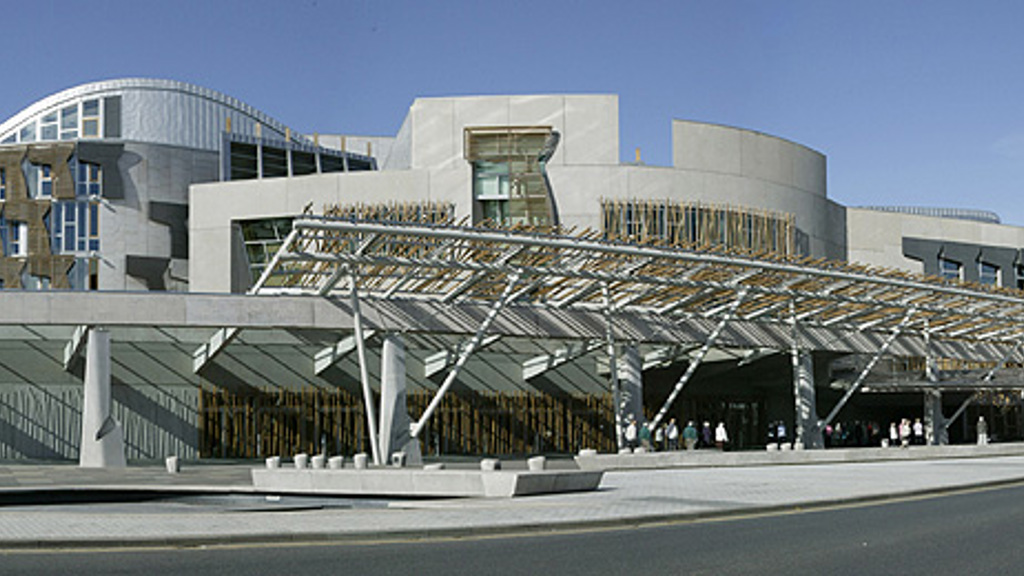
[
  {"left": 198, "top": 387, "right": 615, "bottom": 458},
  {"left": 601, "top": 199, "right": 797, "bottom": 256}
]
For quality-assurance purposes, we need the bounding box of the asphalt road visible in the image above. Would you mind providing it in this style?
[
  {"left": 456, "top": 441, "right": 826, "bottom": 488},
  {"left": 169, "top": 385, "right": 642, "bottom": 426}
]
[{"left": 4, "top": 482, "right": 1024, "bottom": 575}]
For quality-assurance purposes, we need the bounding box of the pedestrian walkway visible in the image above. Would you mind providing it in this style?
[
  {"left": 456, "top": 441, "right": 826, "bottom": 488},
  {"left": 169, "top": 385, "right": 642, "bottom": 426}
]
[{"left": 1, "top": 446, "right": 1024, "bottom": 548}]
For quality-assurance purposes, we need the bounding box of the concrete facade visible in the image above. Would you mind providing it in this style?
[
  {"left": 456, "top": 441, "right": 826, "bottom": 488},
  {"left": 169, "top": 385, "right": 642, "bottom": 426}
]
[{"left": 4, "top": 79, "right": 1024, "bottom": 461}]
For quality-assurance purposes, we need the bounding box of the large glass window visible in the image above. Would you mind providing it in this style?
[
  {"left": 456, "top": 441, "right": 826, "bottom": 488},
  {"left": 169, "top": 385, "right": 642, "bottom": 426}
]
[
  {"left": 51, "top": 200, "right": 99, "bottom": 253},
  {"left": 939, "top": 257, "right": 961, "bottom": 281},
  {"left": 240, "top": 218, "right": 294, "bottom": 284},
  {"left": 465, "top": 127, "right": 556, "bottom": 228},
  {"left": 979, "top": 261, "right": 999, "bottom": 285}
]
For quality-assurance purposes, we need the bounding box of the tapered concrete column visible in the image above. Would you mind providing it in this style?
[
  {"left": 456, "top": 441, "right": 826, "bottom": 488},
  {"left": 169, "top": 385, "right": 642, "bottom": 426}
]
[
  {"left": 619, "top": 346, "right": 645, "bottom": 426},
  {"left": 924, "top": 390, "right": 948, "bottom": 445},
  {"left": 79, "top": 328, "right": 126, "bottom": 468},
  {"left": 378, "top": 335, "right": 422, "bottom": 466},
  {"left": 792, "top": 350, "right": 823, "bottom": 448}
]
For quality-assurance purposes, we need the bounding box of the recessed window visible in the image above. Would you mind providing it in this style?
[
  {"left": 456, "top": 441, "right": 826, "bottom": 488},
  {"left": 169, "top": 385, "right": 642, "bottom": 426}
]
[
  {"left": 979, "top": 261, "right": 999, "bottom": 285},
  {"left": 7, "top": 221, "right": 27, "bottom": 257},
  {"left": 40, "top": 165, "right": 52, "bottom": 198},
  {"left": 939, "top": 257, "right": 961, "bottom": 281}
]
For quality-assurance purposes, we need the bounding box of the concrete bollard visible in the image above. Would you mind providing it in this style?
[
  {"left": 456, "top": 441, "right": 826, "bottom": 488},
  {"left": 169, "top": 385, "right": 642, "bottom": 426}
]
[
  {"left": 527, "top": 456, "right": 547, "bottom": 471},
  {"left": 311, "top": 454, "right": 326, "bottom": 469},
  {"left": 579, "top": 448, "right": 598, "bottom": 457},
  {"left": 353, "top": 452, "right": 369, "bottom": 469},
  {"left": 794, "top": 441, "right": 805, "bottom": 451},
  {"left": 480, "top": 458, "right": 501, "bottom": 471},
  {"left": 780, "top": 443, "right": 792, "bottom": 451},
  {"left": 266, "top": 456, "right": 281, "bottom": 469},
  {"left": 391, "top": 452, "right": 407, "bottom": 467},
  {"left": 165, "top": 455, "right": 180, "bottom": 474},
  {"left": 766, "top": 443, "right": 778, "bottom": 451},
  {"left": 327, "top": 456, "right": 344, "bottom": 469},
  {"left": 634, "top": 447, "right": 647, "bottom": 454},
  {"left": 294, "top": 453, "right": 309, "bottom": 469},
  {"left": 618, "top": 447, "right": 633, "bottom": 455},
  {"left": 423, "top": 463, "right": 445, "bottom": 471}
]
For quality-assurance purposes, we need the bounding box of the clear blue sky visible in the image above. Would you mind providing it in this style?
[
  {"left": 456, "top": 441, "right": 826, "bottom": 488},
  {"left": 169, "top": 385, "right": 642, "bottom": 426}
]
[{"left": 4, "top": 1, "right": 1024, "bottom": 223}]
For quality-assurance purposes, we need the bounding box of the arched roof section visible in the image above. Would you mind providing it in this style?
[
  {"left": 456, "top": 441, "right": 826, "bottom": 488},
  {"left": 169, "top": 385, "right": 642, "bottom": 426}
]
[{"left": 0, "top": 78, "right": 306, "bottom": 151}]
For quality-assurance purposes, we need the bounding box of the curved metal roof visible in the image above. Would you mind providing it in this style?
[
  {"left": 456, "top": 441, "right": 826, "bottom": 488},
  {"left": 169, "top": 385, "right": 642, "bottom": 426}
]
[{"left": 0, "top": 78, "right": 302, "bottom": 149}]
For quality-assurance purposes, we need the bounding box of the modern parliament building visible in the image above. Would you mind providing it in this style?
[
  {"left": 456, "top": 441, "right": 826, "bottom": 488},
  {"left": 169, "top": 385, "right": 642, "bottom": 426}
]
[{"left": 2, "top": 78, "right": 1023, "bottom": 463}]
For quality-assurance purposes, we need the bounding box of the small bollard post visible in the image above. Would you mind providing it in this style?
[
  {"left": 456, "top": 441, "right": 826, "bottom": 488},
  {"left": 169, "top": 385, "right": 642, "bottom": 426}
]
[
  {"left": 480, "top": 458, "right": 501, "bottom": 471},
  {"left": 327, "top": 456, "right": 344, "bottom": 469},
  {"left": 311, "top": 454, "right": 326, "bottom": 469},
  {"left": 527, "top": 456, "right": 546, "bottom": 471},
  {"left": 165, "top": 455, "right": 180, "bottom": 474},
  {"left": 294, "top": 453, "right": 309, "bottom": 468},
  {"left": 353, "top": 452, "right": 369, "bottom": 469},
  {"left": 266, "top": 456, "right": 281, "bottom": 469}
]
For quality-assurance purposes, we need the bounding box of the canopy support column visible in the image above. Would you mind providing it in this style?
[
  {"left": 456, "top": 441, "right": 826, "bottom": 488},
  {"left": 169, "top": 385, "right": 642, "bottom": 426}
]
[{"left": 350, "top": 267, "right": 382, "bottom": 466}]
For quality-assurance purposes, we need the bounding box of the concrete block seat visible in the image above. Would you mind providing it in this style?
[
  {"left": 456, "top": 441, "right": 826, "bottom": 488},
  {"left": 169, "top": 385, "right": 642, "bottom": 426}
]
[{"left": 251, "top": 462, "right": 603, "bottom": 498}]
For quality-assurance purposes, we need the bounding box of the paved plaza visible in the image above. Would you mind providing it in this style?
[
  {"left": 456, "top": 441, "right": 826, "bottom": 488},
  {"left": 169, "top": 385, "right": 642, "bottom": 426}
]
[{"left": 1, "top": 446, "right": 1024, "bottom": 548}]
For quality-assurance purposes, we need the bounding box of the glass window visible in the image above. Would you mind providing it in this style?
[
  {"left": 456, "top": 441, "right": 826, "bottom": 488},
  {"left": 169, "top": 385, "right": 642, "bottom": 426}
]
[
  {"left": 40, "top": 165, "right": 52, "bottom": 197},
  {"left": 76, "top": 161, "right": 102, "bottom": 198},
  {"left": 19, "top": 123, "right": 36, "bottom": 143},
  {"left": 51, "top": 200, "right": 99, "bottom": 255},
  {"left": 40, "top": 112, "right": 58, "bottom": 141},
  {"left": 0, "top": 169, "right": 5, "bottom": 201},
  {"left": 7, "top": 221, "right": 27, "bottom": 257},
  {"left": 81, "top": 99, "right": 100, "bottom": 138},
  {"left": 60, "top": 104, "right": 78, "bottom": 140},
  {"left": 939, "top": 257, "right": 961, "bottom": 281},
  {"left": 979, "top": 261, "right": 999, "bottom": 285}
]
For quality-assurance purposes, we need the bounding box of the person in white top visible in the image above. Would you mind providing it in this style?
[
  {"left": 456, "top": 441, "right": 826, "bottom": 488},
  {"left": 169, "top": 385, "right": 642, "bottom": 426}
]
[
  {"left": 666, "top": 418, "right": 679, "bottom": 451},
  {"left": 624, "top": 417, "right": 638, "bottom": 450},
  {"left": 715, "top": 421, "right": 729, "bottom": 450}
]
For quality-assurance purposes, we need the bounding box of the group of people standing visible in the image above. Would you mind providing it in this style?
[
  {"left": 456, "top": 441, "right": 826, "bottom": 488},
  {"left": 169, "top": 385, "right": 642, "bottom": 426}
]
[{"left": 624, "top": 417, "right": 729, "bottom": 452}]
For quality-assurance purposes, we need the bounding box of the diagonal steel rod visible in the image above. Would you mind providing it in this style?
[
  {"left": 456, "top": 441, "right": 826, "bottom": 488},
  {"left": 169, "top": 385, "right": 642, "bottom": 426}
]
[{"left": 411, "top": 272, "right": 522, "bottom": 439}]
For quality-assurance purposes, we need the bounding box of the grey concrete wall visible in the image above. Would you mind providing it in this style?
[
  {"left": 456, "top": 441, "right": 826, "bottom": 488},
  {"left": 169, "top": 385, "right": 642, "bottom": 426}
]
[
  {"left": 846, "top": 207, "right": 1024, "bottom": 274},
  {"left": 104, "top": 142, "right": 219, "bottom": 291}
]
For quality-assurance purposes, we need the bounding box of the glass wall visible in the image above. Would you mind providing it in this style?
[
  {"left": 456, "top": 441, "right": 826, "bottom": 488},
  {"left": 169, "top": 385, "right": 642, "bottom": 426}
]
[{"left": 465, "top": 127, "right": 557, "bottom": 228}]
